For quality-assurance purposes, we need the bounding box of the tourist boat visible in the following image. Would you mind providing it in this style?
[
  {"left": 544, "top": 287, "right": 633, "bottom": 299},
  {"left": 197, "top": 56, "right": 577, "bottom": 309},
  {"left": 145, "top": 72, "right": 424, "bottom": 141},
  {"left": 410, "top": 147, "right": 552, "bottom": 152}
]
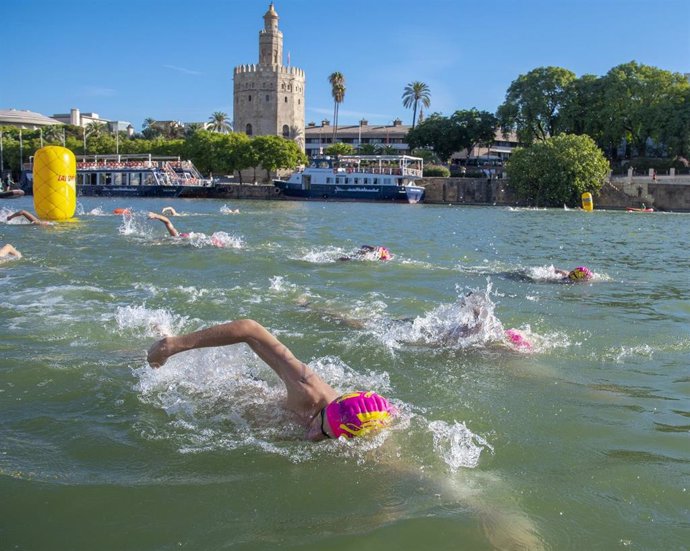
[
  {"left": 20, "top": 154, "right": 212, "bottom": 197},
  {"left": 274, "top": 155, "right": 425, "bottom": 203}
]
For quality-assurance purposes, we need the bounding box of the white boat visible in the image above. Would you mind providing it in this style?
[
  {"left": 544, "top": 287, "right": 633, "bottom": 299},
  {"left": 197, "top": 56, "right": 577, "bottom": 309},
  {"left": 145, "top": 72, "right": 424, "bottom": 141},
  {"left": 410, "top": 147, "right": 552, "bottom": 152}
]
[
  {"left": 21, "top": 154, "right": 213, "bottom": 197},
  {"left": 274, "top": 155, "right": 425, "bottom": 203}
]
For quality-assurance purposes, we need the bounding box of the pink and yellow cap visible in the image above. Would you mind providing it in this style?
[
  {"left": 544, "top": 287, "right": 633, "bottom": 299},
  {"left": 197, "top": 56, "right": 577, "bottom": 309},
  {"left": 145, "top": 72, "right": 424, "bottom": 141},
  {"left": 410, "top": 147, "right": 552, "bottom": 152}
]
[
  {"left": 568, "top": 266, "right": 593, "bottom": 281},
  {"left": 325, "top": 391, "right": 394, "bottom": 438}
]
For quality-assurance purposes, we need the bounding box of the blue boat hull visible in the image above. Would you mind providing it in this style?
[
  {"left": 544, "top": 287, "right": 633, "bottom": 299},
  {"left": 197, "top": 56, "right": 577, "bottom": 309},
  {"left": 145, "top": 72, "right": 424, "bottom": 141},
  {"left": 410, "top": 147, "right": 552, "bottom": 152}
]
[{"left": 274, "top": 181, "right": 424, "bottom": 203}]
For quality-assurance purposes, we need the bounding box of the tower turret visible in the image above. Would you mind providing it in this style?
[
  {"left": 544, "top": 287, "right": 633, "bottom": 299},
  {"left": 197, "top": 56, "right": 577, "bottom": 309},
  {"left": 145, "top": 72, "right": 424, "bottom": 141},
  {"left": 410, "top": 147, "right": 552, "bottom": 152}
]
[{"left": 259, "top": 3, "right": 283, "bottom": 66}]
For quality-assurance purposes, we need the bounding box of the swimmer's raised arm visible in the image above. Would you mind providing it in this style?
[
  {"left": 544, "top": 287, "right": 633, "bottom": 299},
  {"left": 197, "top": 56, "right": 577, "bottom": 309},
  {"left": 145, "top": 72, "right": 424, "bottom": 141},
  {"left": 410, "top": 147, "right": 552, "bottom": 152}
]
[
  {"left": 7, "top": 210, "right": 46, "bottom": 225},
  {"left": 147, "top": 212, "right": 179, "bottom": 237},
  {"left": 0, "top": 244, "right": 21, "bottom": 258},
  {"left": 146, "top": 320, "right": 334, "bottom": 406}
]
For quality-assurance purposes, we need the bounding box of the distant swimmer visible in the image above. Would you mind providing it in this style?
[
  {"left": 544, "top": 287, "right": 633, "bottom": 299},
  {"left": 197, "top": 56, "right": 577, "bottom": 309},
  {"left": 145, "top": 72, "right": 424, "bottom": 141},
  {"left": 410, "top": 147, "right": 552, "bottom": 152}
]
[
  {"left": 6, "top": 210, "right": 52, "bottom": 226},
  {"left": 339, "top": 245, "right": 391, "bottom": 262},
  {"left": 555, "top": 266, "right": 593, "bottom": 282},
  {"left": 113, "top": 208, "right": 131, "bottom": 216},
  {"left": 147, "top": 319, "right": 396, "bottom": 441},
  {"left": 0, "top": 243, "right": 22, "bottom": 259},
  {"left": 161, "top": 206, "right": 180, "bottom": 216}
]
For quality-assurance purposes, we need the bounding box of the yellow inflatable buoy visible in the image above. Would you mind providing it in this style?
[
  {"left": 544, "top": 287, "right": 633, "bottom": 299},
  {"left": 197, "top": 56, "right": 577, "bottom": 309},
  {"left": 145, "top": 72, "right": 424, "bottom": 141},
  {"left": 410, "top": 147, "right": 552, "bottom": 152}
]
[
  {"left": 581, "top": 192, "right": 594, "bottom": 212},
  {"left": 33, "top": 146, "right": 76, "bottom": 221}
]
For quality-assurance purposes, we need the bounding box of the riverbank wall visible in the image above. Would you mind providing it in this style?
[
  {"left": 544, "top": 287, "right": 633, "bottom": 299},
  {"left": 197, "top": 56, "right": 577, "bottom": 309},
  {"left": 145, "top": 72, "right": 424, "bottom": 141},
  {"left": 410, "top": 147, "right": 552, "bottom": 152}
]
[
  {"left": 185, "top": 176, "right": 690, "bottom": 211},
  {"left": 414, "top": 175, "right": 690, "bottom": 211}
]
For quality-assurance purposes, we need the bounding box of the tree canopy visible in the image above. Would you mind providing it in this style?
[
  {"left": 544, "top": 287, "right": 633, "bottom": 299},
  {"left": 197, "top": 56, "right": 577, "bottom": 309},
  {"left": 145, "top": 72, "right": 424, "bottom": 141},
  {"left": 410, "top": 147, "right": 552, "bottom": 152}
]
[
  {"left": 251, "top": 135, "right": 307, "bottom": 180},
  {"left": 497, "top": 66, "right": 576, "bottom": 144},
  {"left": 406, "top": 110, "right": 498, "bottom": 163},
  {"left": 506, "top": 134, "right": 610, "bottom": 207},
  {"left": 325, "top": 142, "right": 354, "bottom": 156}
]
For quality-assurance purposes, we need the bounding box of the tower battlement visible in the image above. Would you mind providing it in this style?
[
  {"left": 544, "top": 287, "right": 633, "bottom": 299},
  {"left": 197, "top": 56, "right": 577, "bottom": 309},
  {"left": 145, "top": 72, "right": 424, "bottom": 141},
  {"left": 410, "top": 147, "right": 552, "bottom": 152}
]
[{"left": 234, "top": 64, "right": 305, "bottom": 78}]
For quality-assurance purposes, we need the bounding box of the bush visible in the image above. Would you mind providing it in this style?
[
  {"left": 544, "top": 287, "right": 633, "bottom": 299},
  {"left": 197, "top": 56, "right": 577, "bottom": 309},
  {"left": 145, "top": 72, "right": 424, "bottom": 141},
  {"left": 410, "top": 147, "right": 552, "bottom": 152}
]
[
  {"left": 506, "top": 134, "right": 610, "bottom": 207},
  {"left": 423, "top": 165, "right": 450, "bottom": 177}
]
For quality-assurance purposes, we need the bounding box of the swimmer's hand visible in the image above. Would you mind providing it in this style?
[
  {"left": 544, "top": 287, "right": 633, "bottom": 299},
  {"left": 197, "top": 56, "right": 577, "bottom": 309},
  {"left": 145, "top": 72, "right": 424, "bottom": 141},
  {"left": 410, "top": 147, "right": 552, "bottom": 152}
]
[{"left": 147, "top": 336, "right": 175, "bottom": 368}]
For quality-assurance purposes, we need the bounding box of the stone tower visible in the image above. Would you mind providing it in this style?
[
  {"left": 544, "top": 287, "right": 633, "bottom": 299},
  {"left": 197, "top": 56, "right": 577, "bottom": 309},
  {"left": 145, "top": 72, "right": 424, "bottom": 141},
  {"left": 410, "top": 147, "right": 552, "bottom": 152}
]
[{"left": 233, "top": 3, "right": 305, "bottom": 150}]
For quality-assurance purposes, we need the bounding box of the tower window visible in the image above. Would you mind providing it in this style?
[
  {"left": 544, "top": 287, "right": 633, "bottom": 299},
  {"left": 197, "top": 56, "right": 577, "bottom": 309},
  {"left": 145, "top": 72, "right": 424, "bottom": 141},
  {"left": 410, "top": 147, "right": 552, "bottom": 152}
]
[
  {"left": 282, "top": 125, "right": 290, "bottom": 138},
  {"left": 298, "top": 99, "right": 301, "bottom": 105},
  {"left": 246, "top": 124, "right": 253, "bottom": 136},
  {"left": 266, "top": 94, "right": 269, "bottom": 101},
  {"left": 248, "top": 95, "right": 252, "bottom": 102},
  {"left": 284, "top": 96, "right": 288, "bottom": 103}
]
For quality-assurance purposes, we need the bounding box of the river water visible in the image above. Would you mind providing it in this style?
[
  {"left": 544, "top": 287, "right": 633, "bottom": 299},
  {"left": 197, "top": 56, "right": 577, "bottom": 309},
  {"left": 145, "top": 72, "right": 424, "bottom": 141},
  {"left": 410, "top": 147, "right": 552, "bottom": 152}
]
[{"left": 1, "top": 197, "right": 688, "bottom": 550}]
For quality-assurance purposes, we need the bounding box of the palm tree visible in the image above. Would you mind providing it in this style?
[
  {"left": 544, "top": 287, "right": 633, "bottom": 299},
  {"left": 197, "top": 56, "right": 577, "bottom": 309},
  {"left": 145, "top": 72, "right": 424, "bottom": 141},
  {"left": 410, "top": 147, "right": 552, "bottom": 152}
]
[
  {"left": 86, "top": 121, "right": 107, "bottom": 137},
  {"left": 402, "top": 81, "right": 431, "bottom": 128},
  {"left": 208, "top": 111, "right": 232, "bottom": 133},
  {"left": 142, "top": 118, "right": 160, "bottom": 139},
  {"left": 328, "top": 72, "right": 346, "bottom": 142},
  {"left": 185, "top": 122, "right": 204, "bottom": 137}
]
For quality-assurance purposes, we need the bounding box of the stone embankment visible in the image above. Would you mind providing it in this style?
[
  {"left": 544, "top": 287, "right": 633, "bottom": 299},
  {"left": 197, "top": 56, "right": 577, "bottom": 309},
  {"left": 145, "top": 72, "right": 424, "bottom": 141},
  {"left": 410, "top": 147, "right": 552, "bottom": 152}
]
[
  {"left": 417, "top": 175, "right": 690, "bottom": 211},
  {"left": 187, "top": 175, "right": 690, "bottom": 211}
]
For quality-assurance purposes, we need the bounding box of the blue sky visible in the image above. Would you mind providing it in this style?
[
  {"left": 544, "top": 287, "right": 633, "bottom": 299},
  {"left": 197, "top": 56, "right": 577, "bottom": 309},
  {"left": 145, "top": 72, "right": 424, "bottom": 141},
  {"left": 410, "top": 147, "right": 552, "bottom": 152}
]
[{"left": 2, "top": 0, "right": 688, "bottom": 130}]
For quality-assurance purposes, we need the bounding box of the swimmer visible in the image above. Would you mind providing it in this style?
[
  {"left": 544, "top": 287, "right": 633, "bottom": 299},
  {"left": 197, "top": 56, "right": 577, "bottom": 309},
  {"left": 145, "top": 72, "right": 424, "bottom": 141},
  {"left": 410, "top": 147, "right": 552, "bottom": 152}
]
[
  {"left": 6, "top": 210, "right": 51, "bottom": 226},
  {"left": 555, "top": 266, "right": 593, "bottom": 281},
  {"left": 147, "top": 319, "right": 395, "bottom": 441},
  {"left": 161, "top": 206, "right": 180, "bottom": 216},
  {"left": 147, "top": 212, "right": 186, "bottom": 237},
  {"left": 339, "top": 245, "right": 391, "bottom": 262},
  {"left": 0, "top": 243, "right": 22, "bottom": 259},
  {"left": 113, "top": 208, "right": 131, "bottom": 216}
]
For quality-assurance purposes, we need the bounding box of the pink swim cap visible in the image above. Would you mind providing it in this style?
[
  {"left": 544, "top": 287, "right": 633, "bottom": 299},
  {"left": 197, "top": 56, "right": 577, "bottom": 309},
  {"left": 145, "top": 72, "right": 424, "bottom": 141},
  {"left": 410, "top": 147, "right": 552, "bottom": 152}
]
[
  {"left": 505, "top": 328, "right": 532, "bottom": 349},
  {"left": 568, "top": 266, "right": 593, "bottom": 281},
  {"left": 324, "top": 391, "right": 394, "bottom": 438},
  {"left": 377, "top": 247, "right": 391, "bottom": 261}
]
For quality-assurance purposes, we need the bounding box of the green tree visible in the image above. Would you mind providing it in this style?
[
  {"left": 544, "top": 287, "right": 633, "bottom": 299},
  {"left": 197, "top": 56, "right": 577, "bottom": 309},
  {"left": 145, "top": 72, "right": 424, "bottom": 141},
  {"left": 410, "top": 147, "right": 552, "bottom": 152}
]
[
  {"left": 402, "top": 81, "right": 431, "bottom": 129},
  {"left": 251, "top": 135, "right": 307, "bottom": 181},
  {"left": 497, "top": 66, "right": 576, "bottom": 144},
  {"left": 184, "top": 122, "right": 205, "bottom": 137},
  {"left": 357, "top": 143, "right": 380, "bottom": 155},
  {"left": 406, "top": 113, "right": 462, "bottom": 163},
  {"left": 450, "top": 109, "right": 498, "bottom": 159},
  {"left": 42, "top": 125, "right": 65, "bottom": 145},
  {"left": 660, "top": 86, "right": 690, "bottom": 158},
  {"left": 207, "top": 112, "right": 232, "bottom": 133},
  {"left": 598, "top": 61, "right": 690, "bottom": 158},
  {"left": 506, "top": 134, "right": 610, "bottom": 207},
  {"left": 411, "top": 148, "right": 440, "bottom": 165},
  {"left": 325, "top": 142, "right": 354, "bottom": 156},
  {"left": 328, "top": 72, "right": 345, "bottom": 142}
]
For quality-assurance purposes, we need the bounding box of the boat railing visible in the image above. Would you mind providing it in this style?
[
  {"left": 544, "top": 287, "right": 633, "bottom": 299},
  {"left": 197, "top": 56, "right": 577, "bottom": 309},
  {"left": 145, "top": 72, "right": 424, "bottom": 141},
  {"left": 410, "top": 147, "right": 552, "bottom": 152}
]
[
  {"left": 76, "top": 160, "right": 155, "bottom": 170},
  {"left": 339, "top": 166, "right": 423, "bottom": 177}
]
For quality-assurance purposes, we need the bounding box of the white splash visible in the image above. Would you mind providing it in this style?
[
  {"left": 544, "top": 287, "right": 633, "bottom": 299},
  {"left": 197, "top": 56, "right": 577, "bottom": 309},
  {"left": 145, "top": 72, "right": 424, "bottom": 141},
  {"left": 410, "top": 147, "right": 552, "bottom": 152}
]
[
  {"left": 429, "top": 420, "right": 494, "bottom": 471},
  {"left": 114, "top": 304, "right": 189, "bottom": 338}
]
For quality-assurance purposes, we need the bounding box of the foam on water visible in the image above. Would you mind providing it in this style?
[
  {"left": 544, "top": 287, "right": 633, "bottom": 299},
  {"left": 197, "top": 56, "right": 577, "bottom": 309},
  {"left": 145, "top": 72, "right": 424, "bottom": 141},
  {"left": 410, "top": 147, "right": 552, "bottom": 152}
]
[
  {"left": 364, "top": 282, "right": 527, "bottom": 352},
  {"left": 428, "top": 420, "right": 494, "bottom": 471},
  {"left": 207, "top": 231, "right": 244, "bottom": 249},
  {"left": 296, "top": 245, "right": 349, "bottom": 263},
  {"left": 522, "top": 264, "right": 610, "bottom": 282},
  {"left": 220, "top": 204, "right": 240, "bottom": 214},
  {"left": 114, "top": 304, "right": 190, "bottom": 339},
  {"left": 118, "top": 212, "right": 154, "bottom": 237}
]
